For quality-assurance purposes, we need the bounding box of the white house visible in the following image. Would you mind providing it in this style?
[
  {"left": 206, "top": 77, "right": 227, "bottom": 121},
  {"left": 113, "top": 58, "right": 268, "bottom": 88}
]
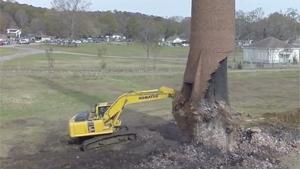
[
  {"left": 237, "top": 40, "right": 254, "bottom": 47},
  {"left": 288, "top": 38, "right": 300, "bottom": 63},
  {"left": 165, "top": 36, "right": 187, "bottom": 46},
  {"left": 243, "top": 37, "right": 294, "bottom": 64},
  {"left": 7, "top": 28, "right": 22, "bottom": 38}
]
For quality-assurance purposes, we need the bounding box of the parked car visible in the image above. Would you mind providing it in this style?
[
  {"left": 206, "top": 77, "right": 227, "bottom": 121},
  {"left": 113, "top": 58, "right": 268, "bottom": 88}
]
[
  {"left": 2, "top": 40, "right": 9, "bottom": 45},
  {"left": 87, "top": 38, "right": 93, "bottom": 43},
  {"left": 81, "top": 39, "right": 88, "bottom": 43},
  {"left": 72, "top": 40, "right": 82, "bottom": 44},
  {"left": 18, "top": 38, "right": 30, "bottom": 44}
]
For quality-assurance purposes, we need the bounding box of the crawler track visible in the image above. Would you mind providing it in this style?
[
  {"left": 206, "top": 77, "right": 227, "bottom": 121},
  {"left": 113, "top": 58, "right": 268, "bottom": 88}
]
[{"left": 81, "top": 127, "right": 137, "bottom": 151}]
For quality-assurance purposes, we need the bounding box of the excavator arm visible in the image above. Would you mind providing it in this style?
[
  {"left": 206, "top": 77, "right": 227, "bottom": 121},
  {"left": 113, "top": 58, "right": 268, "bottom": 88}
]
[{"left": 102, "top": 86, "right": 175, "bottom": 127}]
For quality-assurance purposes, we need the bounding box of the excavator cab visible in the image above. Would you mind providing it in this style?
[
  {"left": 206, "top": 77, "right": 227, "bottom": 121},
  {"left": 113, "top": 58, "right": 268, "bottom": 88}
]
[
  {"left": 95, "top": 102, "right": 110, "bottom": 118},
  {"left": 98, "top": 106, "right": 108, "bottom": 117},
  {"left": 69, "top": 102, "right": 114, "bottom": 138}
]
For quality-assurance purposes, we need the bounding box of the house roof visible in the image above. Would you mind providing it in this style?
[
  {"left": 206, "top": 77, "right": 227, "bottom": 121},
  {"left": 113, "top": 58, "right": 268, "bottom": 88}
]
[
  {"left": 166, "top": 36, "right": 181, "bottom": 41},
  {"left": 7, "top": 29, "right": 21, "bottom": 33},
  {"left": 248, "top": 37, "right": 288, "bottom": 49},
  {"left": 289, "top": 38, "right": 300, "bottom": 48},
  {"left": 166, "top": 35, "right": 187, "bottom": 42}
]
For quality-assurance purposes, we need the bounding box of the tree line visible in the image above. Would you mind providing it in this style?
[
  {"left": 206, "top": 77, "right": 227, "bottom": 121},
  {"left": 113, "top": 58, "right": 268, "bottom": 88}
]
[
  {"left": 0, "top": 0, "right": 299, "bottom": 41},
  {"left": 0, "top": 0, "right": 190, "bottom": 41},
  {"left": 236, "top": 8, "right": 300, "bottom": 41}
]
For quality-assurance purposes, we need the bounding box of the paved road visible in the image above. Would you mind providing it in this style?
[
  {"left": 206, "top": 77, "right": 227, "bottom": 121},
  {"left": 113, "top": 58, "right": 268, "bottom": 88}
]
[{"left": 0, "top": 46, "right": 44, "bottom": 63}]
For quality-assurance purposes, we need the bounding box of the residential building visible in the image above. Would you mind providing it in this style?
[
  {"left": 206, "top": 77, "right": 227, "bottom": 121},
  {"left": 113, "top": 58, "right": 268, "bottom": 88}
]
[
  {"left": 7, "top": 28, "right": 22, "bottom": 39},
  {"left": 164, "top": 36, "right": 187, "bottom": 47},
  {"left": 242, "top": 37, "right": 299, "bottom": 64},
  {"left": 288, "top": 38, "right": 300, "bottom": 63}
]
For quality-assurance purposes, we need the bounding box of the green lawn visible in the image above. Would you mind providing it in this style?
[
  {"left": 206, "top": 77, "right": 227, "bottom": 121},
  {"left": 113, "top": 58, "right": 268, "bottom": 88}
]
[
  {"left": 36, "top": 43, "right": 189, "bottom": 58},
  {"left": 1, "top": 53, "right": 185, "bottom": 73},
  {"left": 35, "top": 43, "right": 246, "bottom": 67},
  {"left": 229, "top": 70, "right": 300, "bottom": 116},
  {"left": 1, "top": 46, "right": 299, "bottom": 121},
  {"left": 0, "top": 47, "right": 18, "bottom": 56}
]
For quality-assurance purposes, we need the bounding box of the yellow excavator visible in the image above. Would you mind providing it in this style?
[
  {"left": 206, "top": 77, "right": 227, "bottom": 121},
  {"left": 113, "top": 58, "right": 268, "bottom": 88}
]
[{"left": 69, "top": 86, "right": 176, "bottom": 150}]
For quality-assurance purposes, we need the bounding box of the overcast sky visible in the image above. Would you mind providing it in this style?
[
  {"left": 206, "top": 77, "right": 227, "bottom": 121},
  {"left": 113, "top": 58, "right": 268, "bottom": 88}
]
[{"left": 15, "top": 0, "right": 300, "bottom": 17}]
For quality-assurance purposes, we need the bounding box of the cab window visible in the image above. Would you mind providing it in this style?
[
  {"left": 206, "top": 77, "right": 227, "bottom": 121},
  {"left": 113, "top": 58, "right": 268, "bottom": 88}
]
[{"left": 98, "top": 106, "right": 109, "bottom": 117}]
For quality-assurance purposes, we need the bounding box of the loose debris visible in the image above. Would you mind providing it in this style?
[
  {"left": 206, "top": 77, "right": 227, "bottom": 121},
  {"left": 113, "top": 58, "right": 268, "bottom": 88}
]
[{"left": 136, "top": 127, "right": 299, "bottom": 169}]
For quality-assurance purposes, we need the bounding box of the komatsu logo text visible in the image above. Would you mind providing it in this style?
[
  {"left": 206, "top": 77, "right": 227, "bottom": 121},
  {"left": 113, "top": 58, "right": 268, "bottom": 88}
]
[{"left": 139, "top": 94, "right": 159, "bottom": 100}]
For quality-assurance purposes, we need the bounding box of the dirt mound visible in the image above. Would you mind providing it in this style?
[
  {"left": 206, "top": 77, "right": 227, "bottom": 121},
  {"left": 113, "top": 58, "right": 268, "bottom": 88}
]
[
  {"left": 0, "top": 122, "right": 298, "bottom": 169},
  {"left": 0, "top": 124, "right": 181, "bottom": 169}
]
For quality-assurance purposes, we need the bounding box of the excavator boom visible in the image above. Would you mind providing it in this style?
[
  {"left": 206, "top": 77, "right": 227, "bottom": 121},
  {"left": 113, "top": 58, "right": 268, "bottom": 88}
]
[{"left": 102, "top": 86, "right": 175, "bottom": 126}]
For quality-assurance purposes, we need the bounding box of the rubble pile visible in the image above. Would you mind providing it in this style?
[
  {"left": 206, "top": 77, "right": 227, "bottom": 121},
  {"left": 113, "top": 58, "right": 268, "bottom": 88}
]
[
  {"left": 136, "top": 127, "right": 299, "bottom": 169},
  {"left": 236, "top": 128, "right": 296, "bottom": 154}
]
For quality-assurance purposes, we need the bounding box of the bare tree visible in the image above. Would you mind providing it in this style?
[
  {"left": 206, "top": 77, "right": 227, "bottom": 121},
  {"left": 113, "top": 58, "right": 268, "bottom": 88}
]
[
  {"left": 139, "top": 20, "right": 163, "bottom": 71},
  {"left": 248, "top": 8, "right": 265, "bottom": 22},
  {"left": 30, "top": 18, "right": 46, "bottom": 34},
  {"left": 97, "top": 46, "right": 107, "bottom": 72},
  {"left": 45, "top": 47, "right": 55, "bottom": 76},
  {"left": 140, "top": 20, "right": 161, "bottom": 59},
  {"left": 151, "top": 45, "right": 162, "bottom": 71},
  {"left": 0, "top": 12, "right": 15, "bottom": 32},
  {"left": 179, "top": 17, "right": 191, "bottom": 40},
  {"left": 51, "top": 0, "right": 91, "bottom": 38},
  {"left": 14, "top": 9, "right": 29, "bottom": 28}
]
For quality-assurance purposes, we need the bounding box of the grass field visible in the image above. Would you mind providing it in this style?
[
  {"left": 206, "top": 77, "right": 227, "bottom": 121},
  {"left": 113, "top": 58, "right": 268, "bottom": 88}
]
[
  {"left": 35, "top": 43, "right": 245, "bottom": 68},
  {"left": 0, "top": 45, "right": 300, "bottom": 117},
  {"left": 36, "top": 43, "right": 189, "bottom": 58},
  {"left": 0, "top": 44, "right": 299, "bottom": 157},
  {"left": 0, "top": 47, "right": 18, "bottom": 56}
]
